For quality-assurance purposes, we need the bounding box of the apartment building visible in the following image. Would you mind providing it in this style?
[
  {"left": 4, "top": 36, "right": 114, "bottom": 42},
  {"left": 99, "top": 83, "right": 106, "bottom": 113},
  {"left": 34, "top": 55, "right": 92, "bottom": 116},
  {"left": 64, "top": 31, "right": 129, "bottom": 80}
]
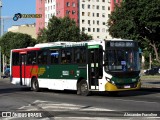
[
  {"left": 79, "top": 0, "right": 111, "bottom": 39},
  {"left": 36, "top": 0, "right": 121, "bottom": 39},
  {"left": 36, "top": 0, "right": 45, "bottom": 35}
]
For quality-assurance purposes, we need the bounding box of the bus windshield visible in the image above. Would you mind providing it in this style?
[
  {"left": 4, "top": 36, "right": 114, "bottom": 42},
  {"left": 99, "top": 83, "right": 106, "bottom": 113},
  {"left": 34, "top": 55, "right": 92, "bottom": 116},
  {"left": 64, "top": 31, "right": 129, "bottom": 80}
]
[{"left": 105, "top": 49, "right": 140, "bottom": 72}]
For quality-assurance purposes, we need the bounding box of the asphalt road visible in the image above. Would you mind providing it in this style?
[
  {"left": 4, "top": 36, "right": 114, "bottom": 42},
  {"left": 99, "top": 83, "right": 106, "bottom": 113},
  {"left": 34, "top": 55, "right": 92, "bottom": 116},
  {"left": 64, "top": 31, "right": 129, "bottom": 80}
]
[{"left": 0, "top": 78, "right": 160, "bottom": 120}]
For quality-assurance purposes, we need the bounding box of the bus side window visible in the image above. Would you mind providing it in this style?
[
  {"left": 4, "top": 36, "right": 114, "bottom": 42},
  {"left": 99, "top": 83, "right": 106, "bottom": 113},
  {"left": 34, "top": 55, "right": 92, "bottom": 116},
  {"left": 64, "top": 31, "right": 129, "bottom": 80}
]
[
  {"left": 61, "top": 49, "right": 72, "bottom": 64},
  {"left": 27, "top": 51, "right": 37, "bottom": 65},
  {"left": 38, "top": 50, "right": 48, "bottom": 65},
  {"left": 50, "top": 50, "right": 59, "bottom": 64},
  {"left": 12, "top": 52, "right": 20, "bottom": 65},
  {"left": 74, "top": 48, "right": 86, "bottom": 64}
]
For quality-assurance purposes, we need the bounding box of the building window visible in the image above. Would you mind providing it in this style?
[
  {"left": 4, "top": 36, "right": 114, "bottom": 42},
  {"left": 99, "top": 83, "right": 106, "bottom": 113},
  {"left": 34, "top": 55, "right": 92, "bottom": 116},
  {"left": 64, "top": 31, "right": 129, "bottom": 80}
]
[
  {"left": 93, "top": 20, "right": 95, "bottom": 24},
  {"left": 88, "top": 5, "right": 90, "bottom": 9},
  {"left": 102, "top": 6, "right": 105, "bottom": 10},
  {"left": 97, "top": 21, "right": 99, "bottom": 25},
  {"left": 82, "top": 4, "right": 85, "bottom": 9},
  {"left": 96, "top": 5, "right": 99, "bottom": 9},
  {"left": 97, "top": 13, "right": 99, "bottom": 17},
  {"left": 108, "top": 14, "right": 110, "bottom": 17},
  {"left": 102, "top": 13, "right": 105, "bottom": 17},
  {"left": 108, "top": 7, "right": 110, "bottom": 10},
  {"left": 66, "top": 2, "right": 70, "bottom": 7},
  {"left": 66, "top": 10, "right": 70, "bottom": 14},
  {"left": 96, "top": 0, "right": 99, "bottom": 2},
  {"left": 93, "top": 28, "right": 95, "bottom": 32},
  {"left": 88, "top": 28, "right": 91, "bottom": 32},
  {"left": 88, "top": 12, "right": 90, "bottom": 16},
  {"left": 72, "top": 2, "right": 76, "bottom": 7},
  {"left": 72, "top": 10, "right": 76, "bottom": 14},
  {"left": 82, "top": 27, "right": 85, "bottom": 32},
  {"left": 92, "top": 5, "right": 95, "bottom": 9},
  {"left": 82, "top": 12, "right": 85, "bottom": 16},
  {"left": 102, "top": 0, "right": 105, "bottom": 2},
  {"left": 48, "top": 0, "right": 50, "bottom": 3},
  {"left": 93, "top": 13, "right": 95, "bottom": 17},
  {"left": 103, "top": 22, "right": 106, "bottom": 25},
  {"left": 97, "top": 28, "right": 100, "bottom": 32},
  {"left": 88, "top": 20, "right": 90, "bottom": 24},
  {"left": 82, "top": 20, "right": 85, "bottom": 24},
  {"left": 97, "top": 36, "right": 99, "bottom": 38}
]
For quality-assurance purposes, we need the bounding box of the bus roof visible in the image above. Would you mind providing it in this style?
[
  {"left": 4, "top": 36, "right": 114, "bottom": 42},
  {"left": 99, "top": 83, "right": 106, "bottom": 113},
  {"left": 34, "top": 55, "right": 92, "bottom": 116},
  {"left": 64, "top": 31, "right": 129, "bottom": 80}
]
[
  {"left": 12, "top": 47, "right": 40, "bottom": 52},
  {"left": 12, "top": 39, "right": 136, "bottom": 52}
]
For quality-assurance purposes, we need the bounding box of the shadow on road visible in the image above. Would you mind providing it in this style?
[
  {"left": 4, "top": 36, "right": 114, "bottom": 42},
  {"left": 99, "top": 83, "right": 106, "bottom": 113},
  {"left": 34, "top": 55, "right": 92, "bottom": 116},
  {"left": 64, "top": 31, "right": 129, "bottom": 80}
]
[
  {"left": 0, "top": 80, "right": 160, "bottom": 97},
  {"left": 0, "top": 86, "right": 31, "bottom": 94}
]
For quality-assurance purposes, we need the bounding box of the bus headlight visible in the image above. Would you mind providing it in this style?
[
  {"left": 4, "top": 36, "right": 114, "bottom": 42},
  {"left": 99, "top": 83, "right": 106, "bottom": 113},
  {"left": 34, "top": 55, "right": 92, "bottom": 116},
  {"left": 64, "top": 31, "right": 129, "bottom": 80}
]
[
  {"left": 106, "top": 77, "right": 111, "bottom": 82},
  {"left": 111, "top": 81, "right": 115, "bottom": 84}
]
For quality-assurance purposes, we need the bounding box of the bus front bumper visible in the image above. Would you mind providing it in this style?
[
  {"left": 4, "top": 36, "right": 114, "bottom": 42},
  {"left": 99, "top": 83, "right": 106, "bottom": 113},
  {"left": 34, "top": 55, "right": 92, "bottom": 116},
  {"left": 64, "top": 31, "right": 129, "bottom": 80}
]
[{"left": 105, "top": 81, "right": 141, "bottom": 91}]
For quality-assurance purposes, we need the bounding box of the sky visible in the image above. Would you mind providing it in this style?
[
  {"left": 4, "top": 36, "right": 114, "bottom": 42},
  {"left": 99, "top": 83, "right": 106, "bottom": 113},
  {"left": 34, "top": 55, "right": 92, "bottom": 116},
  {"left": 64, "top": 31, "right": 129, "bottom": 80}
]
[{"left": 1, "top": 0, "right": 36, "bottom": 33}]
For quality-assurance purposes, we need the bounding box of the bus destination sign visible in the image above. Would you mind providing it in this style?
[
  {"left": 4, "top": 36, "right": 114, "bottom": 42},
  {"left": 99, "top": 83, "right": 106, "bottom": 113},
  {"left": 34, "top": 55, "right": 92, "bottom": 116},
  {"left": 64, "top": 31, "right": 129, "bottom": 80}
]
[{"left": 110, "top": 41, "right": 135, "bottom": 47}]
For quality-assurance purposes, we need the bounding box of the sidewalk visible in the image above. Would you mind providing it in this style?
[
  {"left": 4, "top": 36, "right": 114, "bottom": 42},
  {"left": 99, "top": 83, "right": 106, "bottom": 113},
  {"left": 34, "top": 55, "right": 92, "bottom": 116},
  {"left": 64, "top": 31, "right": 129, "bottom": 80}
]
[{"left": 141, "top": 75, "right": 160, "bottom": 88}]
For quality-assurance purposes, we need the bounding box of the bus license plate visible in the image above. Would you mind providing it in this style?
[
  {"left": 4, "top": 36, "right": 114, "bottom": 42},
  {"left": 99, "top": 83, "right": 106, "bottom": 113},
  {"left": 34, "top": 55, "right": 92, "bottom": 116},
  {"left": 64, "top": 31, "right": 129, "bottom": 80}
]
[{"left": 124, "top": 85, "right": 130, "bottom": 88}]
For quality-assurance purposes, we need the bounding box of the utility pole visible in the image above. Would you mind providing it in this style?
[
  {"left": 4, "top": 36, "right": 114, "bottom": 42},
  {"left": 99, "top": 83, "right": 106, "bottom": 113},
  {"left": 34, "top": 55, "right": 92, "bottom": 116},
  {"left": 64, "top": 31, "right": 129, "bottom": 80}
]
[
  {"left": 149, "top": 53, "right": 152, "bottom": 69},
  {"left": 0, "top": 0, "right": 2, "bottom": 77},
  {"left": 0, "top": 0, "right": 2, "bottom": 36}
]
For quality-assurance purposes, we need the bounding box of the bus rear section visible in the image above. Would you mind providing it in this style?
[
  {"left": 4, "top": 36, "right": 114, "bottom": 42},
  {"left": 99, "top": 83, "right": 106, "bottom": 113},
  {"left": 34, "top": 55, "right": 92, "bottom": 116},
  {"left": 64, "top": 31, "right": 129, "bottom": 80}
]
[{"left": 10, "top": 48, "right": 40, "bottom": 87}]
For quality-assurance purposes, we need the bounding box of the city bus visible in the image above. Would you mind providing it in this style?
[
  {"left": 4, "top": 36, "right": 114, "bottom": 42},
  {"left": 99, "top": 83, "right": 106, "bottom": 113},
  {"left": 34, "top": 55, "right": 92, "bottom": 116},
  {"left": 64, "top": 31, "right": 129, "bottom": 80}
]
[{"left": 10, "top": 39, "right": 141, "bottom": 95}]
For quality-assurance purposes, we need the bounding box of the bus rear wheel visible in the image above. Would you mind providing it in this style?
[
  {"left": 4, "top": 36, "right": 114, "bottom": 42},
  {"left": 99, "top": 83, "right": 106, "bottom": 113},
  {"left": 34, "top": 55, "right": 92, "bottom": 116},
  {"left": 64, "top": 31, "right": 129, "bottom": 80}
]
[
  {"left": 31, "top": 78, "right": 40, "bottom": 92},
  {"left": 77, "top": 80, "right": 90, "bottom": 96}
]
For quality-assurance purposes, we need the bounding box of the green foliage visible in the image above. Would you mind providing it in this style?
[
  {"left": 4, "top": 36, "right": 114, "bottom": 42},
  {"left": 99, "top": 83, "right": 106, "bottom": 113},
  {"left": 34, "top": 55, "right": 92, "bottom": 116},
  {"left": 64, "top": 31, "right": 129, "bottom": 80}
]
[
  {"left": 108, "top": 0, "right": 160, "bottom": 63},
  {"left": 37, "top": 28, "right": 47, "bottom": 43},
  {"left": 0, "top": 32, "right": 36, "bottom": 58},
  {"left": 37, "top": 16, "right": 92, "bottom": 42}
]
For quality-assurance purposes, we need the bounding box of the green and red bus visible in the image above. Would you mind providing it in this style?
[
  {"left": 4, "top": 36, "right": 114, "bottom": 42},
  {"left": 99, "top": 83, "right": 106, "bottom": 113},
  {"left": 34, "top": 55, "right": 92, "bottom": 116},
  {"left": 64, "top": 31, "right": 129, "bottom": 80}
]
[{"left": 10, "top": 39, "right": 141, "bottom": 95}]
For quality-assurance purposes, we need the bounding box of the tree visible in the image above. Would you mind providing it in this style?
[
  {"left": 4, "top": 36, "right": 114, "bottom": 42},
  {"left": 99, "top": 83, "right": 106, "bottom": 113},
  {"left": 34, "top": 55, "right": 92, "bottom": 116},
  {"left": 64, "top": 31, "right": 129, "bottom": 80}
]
[
  {"left": 37, "top": 28, "right": 47, "bottom": 43},
  {"left": 37, "top": 16, "right": 92, "bottom": 42},
  {"left": 108, "top": 0, "right": 160, "bottom": 64},
  {"left": 0, "top": 32, "right": 36, "bottom": 59}
]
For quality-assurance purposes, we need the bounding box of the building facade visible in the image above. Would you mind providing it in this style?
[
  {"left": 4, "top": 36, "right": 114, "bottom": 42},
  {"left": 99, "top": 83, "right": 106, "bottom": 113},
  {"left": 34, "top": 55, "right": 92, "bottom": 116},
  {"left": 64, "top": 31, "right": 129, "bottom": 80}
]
[
  {"left": 36, "top": 0, "right": 45, "bottom": 35},
  {"left": 8, "top": 24, "right": 37, "bottom": 39},
  {"left": 36, "top": 0, "right": 122, "bottom": 39}
]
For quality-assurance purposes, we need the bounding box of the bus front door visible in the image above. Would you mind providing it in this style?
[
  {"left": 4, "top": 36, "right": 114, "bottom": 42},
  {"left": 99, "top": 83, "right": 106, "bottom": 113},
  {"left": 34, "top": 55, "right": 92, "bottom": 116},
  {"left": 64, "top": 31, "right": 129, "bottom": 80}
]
[
  {"left": 88, "top": 47, "right": 103, "bottom": 90},
  {"left": 20, "top": 54, "right": 26, "bottom": 85}
]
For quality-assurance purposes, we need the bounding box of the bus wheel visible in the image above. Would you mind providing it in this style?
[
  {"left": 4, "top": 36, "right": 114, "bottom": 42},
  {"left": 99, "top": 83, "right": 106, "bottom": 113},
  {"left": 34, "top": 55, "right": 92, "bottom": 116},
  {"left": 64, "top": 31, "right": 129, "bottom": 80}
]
[
  {"left": 31, "top": 78, "right": 40, "bottom": 92},
  {"left": 78, "top": 80, "right": 90, "bottom": 96}
]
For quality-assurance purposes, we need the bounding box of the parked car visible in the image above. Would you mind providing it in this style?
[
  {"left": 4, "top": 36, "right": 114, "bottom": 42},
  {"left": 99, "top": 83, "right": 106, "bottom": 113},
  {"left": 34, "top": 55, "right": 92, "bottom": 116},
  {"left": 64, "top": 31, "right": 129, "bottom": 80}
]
[{"left": 144, "top": 67, "right": 160, "bottom": 75}]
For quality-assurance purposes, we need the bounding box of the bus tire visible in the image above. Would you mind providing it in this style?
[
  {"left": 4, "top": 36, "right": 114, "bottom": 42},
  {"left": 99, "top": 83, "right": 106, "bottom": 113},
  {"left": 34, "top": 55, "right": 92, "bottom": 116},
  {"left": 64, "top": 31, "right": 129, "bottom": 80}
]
[
  {"left": 77, "top": 80, "right": 90, "bottom": 96},
  {"left": 31, "top": 78, "right": 40, "bottom": 92}
]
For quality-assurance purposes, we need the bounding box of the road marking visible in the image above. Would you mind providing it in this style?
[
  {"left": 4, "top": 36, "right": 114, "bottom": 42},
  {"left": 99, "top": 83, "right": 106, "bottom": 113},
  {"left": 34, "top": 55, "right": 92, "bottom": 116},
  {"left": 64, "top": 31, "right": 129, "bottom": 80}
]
[{"left": 115, "top": 99, "right": 159, "bottom": 104}]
